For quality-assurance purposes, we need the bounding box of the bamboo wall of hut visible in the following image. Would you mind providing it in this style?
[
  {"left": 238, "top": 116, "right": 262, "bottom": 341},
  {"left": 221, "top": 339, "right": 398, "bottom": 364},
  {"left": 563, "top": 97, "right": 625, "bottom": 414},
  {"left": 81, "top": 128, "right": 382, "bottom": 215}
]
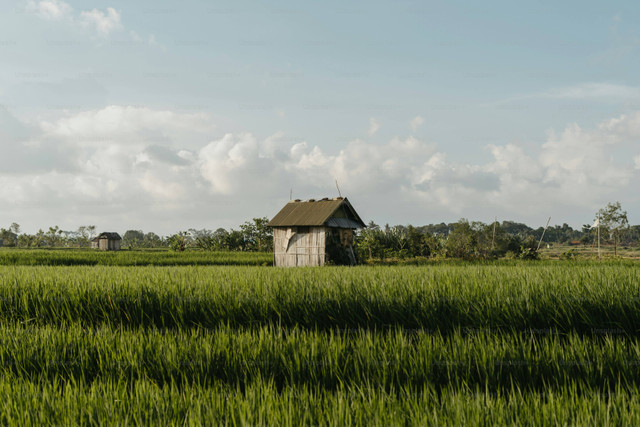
[{"left": 273, "top": 227, "right": 326, "bottom": 267}]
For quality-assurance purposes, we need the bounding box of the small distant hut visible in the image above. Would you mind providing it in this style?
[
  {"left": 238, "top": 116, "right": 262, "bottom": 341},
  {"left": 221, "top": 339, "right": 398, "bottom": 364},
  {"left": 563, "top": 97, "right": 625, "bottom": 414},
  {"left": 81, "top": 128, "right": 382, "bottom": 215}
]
[
  {"left": 268, "top": 197, "right": 365, "bottom": 267},
  {"left": 92, "top": 232, "right": 122, "bottom": 251}
]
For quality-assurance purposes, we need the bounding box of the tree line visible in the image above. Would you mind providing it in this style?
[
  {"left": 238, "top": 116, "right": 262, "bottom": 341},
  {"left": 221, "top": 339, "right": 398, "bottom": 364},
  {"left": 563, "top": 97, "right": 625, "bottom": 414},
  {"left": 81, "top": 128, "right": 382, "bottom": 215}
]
[
  {"left": 1, "top": 202, "right": 637, "bottom": 259},
  {"left": 0, "top": 218, "right": 274, "bottom": 253}
]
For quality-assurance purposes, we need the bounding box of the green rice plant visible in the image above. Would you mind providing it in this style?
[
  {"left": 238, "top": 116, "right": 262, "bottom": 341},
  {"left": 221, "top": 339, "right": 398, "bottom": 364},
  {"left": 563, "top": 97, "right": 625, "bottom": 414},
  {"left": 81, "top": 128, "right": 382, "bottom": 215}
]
[
  {"left": 0, "top": 379, "right": 638, "bottom": 426},
  {"left": 0, "top": 249, "right": 272, "bottom": 266},
  {"left": 0, "top": 263, "right": 638, "bottom": 333},
  {"left": 0, "top": 324, "right": 638, "bottom": 393},
  {"left": 0, "top": 261, "right": 638, "bottom": 424}
]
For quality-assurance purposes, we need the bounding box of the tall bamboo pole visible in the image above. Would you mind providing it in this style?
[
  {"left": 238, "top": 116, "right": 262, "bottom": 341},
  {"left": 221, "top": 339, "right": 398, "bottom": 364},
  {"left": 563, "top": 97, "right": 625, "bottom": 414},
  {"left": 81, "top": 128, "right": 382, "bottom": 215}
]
[
  {"left": 537, "top": 217, "right": 551, "bottom": 252},
  {"left": 597, "top": 213, "right": 601, "bottom": 260},
  {"left": 491, "top": 217, "right": 496, "bottom": 250}
]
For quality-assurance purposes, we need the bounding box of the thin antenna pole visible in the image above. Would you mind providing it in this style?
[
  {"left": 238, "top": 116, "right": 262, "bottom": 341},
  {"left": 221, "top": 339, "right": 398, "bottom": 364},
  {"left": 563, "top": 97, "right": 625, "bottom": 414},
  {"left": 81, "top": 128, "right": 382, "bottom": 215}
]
[
  {"left": 290, "top": 188, "right": 292, "bottom": 200},
  {"left": 335, "top": 179, "right": 342, "bottom": 198},
  {"left": 537, "top": 217, "right": 551, "bottom": 252}
]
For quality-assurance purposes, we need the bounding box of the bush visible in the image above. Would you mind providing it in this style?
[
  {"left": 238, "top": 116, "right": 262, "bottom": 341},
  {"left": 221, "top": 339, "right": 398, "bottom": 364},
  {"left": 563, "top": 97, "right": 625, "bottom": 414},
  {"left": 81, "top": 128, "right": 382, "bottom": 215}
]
[{"left": 560, "top": 249, "right": 578, "bottom": 260}]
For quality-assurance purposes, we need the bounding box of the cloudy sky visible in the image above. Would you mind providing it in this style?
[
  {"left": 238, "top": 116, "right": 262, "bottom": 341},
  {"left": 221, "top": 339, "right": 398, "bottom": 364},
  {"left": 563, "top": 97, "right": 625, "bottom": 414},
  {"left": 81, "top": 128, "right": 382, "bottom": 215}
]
[{"left": 1, "top": 0, "right": 640, "bottom": 234}]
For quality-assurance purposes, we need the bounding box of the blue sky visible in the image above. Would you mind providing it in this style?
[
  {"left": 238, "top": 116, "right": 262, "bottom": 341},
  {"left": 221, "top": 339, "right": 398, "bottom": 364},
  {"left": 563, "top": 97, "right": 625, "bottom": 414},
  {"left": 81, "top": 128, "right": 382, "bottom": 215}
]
[{"left": 1, "top": 0, "right": 640, "bottom": 234}]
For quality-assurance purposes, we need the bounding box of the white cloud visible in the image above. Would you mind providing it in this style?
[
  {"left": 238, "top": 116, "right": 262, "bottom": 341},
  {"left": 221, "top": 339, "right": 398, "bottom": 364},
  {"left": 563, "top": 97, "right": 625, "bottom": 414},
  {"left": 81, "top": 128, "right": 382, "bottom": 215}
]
[
  {"left": 1, "top": 106, "right": 639, "bottom": 233},
  {"left": 410, "top": 116, "right": 424, "bottom": 132},
  {"left": 368, "top": 117, "right": 380, "bottom": 136},
  {"left": 41, "top": 105, "right": 214, "bottom": 142},
  {"left": 199, "top": 133, "right": 260, "bottom": 194},
  {"left": 79, "top": 7, "right": 122, "bottom": 36},
  {"left": 599, "top": 111, "right": 640, "bottom": 139},
  {"left": 139, "top": 172, "right": 185, "bottom": 201},
  {"left": 26, "top": 2, "right": 149, "bottom": 40},
  {"left": 26, "top": 0, "right": 73, "bottom": 21}
]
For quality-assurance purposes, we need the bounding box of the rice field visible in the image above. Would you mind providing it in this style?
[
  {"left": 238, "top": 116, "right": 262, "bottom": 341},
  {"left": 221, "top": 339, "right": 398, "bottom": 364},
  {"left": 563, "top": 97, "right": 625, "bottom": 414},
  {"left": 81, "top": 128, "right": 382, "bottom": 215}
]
[
  {"left": 0, "top": 256, "right": 638, "bottom": 424},
  {"left": 0, "top": 249, "right": 272, "bottom": 266}
]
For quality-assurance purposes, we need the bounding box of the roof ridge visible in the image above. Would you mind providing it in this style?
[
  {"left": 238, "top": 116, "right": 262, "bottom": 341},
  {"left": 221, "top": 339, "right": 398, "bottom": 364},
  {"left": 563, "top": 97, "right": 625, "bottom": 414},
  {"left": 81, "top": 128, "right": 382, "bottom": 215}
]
[{"left": 268, "top": 197, "right": 364, "bottom": 228}]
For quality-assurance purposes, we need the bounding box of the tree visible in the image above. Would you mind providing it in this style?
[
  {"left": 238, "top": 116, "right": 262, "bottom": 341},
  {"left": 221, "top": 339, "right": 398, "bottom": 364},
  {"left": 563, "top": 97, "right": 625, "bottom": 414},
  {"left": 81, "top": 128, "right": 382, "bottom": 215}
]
[
  {"left": 123, "top": 230, "right": 145, "bottom": 249},
  {"left": 598, "top": 201, "right": 629, "bottom": 256},
  {"left": 520, "top": 235, "right": 540, "bottom": 260},
  {"left": 356, "top": 226, "right": 385, "bottom": 260},
  {"left": 0, "top": 223, "right": 20, "bottom": 247},
  {"left": 224, "top": 229, "right": 245, "bottom": 251},
  {"left": 17, "top": 234, "right": 36, "bottom": 248},
  {"left": 579, "top": 224, "right": 594, "bottom": 246},
  {"left": 444, "top": 219, "right": 477, "bottom": 259},
  {"left": 189, "top": 229, "right": 216, "bottom": 251},
  {"left": 239, "top": 217, "right": 273, "bottom": 252},
  {"left": 143, "top": 232, "right": 164, "bottom": 248},
  {"left": 76, "top": 225, "right": 96, "bottom": 247},
  {"left": 406, "top": 225, "right": 439, "bottom": 258},
  {"left": 34, "top": 229, "right": 46, "bottom": 247},
  {"left": 46, "top": 226, "right": 64, "bottom": 247},
  {"left": 500, "top": 221, "right": 533, "bottom": 239},
  {"left": 0, "top": 230, "right": 16, "bottom": 247},
  {"left": 212, "top": 228, "right": 229, "bottom": 249},
  {"left": 168, "top": 231, "right": 190, "bottom": 252}
]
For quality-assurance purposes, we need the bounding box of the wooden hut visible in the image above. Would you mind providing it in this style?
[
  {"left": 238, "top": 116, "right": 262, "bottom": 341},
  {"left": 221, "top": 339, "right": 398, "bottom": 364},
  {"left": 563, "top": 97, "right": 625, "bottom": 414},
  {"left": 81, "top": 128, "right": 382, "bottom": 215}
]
[
  {"left": 268, "top": 197, "right": 365, "bottom": 267},
  {"left": 93, "top": 232, "right": 122, "bottom": 251}
]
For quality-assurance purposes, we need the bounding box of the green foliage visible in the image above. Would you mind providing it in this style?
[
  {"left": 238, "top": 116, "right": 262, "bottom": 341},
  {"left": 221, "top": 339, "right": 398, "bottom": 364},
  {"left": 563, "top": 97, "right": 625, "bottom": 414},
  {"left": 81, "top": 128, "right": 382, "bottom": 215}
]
[
  {"left": 356, "top": 222, "right": 442, "bottom": 261},
  {"left": 444, "top": 219, "right": 478, "bottom": 259},
  {"left": 518, "top": 235, "right": 540, "bottom": 260},
  {"left": 177, "top": 219, "right": 273, "bottom": 252},
  {"left": 3, "top": 216, "right": 275, "bottom": 252},
  {"left": 142, "top": 231, "right": 165, "bottom": 248},
  {"left": 356, "top": 219, "right": 543, "bottom": 261},
  {"left": 239, "top": 217, "right": 273, "bottom": 252},
  {"left": 559, "top": 248, "right": 578, "bottom": 260},
  {"left": 168, "top": 231, "right": 189, "bottom": 252},
  {"left": 70, "top": 225, "right": 96, "bottom": 247},
  {"left": 122, "top": 229, "right": 144, "bottom": 248},
  {"left": 0, "top": 223, "right": 20, "bottom": 247},
  {"left": 598, "top": 201, "right": 630, "bottom": 256}
]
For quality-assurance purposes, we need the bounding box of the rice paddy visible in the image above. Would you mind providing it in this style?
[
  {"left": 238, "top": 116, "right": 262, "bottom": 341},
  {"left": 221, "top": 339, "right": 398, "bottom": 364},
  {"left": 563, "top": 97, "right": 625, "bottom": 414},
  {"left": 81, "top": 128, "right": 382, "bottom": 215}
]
[{"left": 0, "top": 253, "right": 638, "bottom": 424}]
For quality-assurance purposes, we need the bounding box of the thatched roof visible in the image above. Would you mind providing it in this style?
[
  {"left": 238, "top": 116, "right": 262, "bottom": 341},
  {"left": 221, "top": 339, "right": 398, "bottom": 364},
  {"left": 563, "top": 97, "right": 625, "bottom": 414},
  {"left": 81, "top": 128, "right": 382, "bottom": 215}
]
[
  {"left": 268, "top": 197, "right": 365, "bottom": 229},
  {"left": 96, "top": 232, "right": 121, "bottom": 240}
]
